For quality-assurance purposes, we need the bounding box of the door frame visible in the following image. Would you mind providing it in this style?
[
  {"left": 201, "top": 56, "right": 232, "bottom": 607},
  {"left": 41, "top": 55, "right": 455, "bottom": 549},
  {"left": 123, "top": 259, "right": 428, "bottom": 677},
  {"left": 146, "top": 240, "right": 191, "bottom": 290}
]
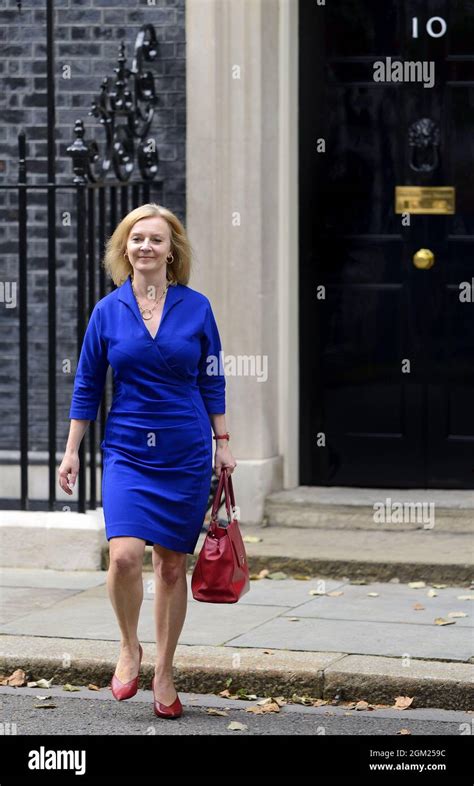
[{"left": 278, "top": 0, "right": 300, "bottom": 490}]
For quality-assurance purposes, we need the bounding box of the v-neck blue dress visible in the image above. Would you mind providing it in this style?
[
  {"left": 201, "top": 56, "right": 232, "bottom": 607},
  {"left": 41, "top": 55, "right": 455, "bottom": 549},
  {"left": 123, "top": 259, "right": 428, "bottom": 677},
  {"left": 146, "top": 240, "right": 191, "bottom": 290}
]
[{"left": 68, "top": 274, "right": 226, "bottom": 554}]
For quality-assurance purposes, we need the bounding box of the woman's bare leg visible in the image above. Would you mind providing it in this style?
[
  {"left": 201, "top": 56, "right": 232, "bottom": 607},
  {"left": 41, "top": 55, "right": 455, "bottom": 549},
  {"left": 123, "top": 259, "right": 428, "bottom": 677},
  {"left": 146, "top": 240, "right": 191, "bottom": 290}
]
[
  {"left": 151, "top": 543, "right": 188, "bottom": 705},
  {"left": 107, "top": 536, "right": 146, "bottom": 682}
]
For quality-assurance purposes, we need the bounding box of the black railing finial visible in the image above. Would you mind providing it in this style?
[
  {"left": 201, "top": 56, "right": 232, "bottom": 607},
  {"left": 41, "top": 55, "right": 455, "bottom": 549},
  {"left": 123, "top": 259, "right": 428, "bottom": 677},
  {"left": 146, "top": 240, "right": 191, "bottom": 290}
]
[
  {"left": 67, "top": 25, "right": 159, "bottom": 184},
  {"left": 16, "top": 0, "right": 22, "bottom": 13},
  {"left": 66, "top": 119, "right": 99, "bottom": 185}
]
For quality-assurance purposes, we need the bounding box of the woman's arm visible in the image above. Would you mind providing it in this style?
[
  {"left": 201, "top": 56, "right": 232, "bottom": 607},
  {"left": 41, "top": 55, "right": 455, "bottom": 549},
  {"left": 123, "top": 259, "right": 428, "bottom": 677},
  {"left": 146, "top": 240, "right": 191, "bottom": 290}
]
[
  {"left": 209, "top": 413, "right": 236, "bottom": 477},
  {"left": 58, "top": 418, "right": 90, "bottom": 494},
  {"left": 66, "top": 418, "right": 90, "bottom": 454},
  {"left": 209, "top": 413, "right": 227, "bottom": 444},
  {"left": 59, "top": 304, "right": 109, "bottom": 494},
  {"left": 197, "top": 302, "right": 236, "bottom": 476},
  {"left": 68, "top": 304, "right": 109, "bottom": 421}
]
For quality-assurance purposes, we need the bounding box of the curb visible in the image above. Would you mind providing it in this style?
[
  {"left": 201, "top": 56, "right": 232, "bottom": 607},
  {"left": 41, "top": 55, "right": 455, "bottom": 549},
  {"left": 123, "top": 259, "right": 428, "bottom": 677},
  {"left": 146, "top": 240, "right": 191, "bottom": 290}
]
[{"left": 1, "top": 637, "right": 473, "bottom": 712}]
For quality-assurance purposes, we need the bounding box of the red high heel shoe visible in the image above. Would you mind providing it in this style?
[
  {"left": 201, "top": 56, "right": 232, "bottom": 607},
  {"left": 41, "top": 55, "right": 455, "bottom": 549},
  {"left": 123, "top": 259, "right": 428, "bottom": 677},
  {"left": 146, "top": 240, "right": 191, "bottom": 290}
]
[
  {"left": 111, "top": 643, "right": 143, "bottom": 701},
  {"left": 151, "top": 675, "right": 183, "bottom": 719}
]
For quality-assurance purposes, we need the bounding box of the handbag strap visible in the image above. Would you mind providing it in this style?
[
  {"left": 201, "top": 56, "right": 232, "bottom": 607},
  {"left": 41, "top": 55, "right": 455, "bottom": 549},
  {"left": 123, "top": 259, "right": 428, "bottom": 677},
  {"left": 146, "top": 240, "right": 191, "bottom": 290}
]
[
  {"left": 210, "top": 470, "right": 235, "bottom": 525},
  {"left": 222, "top": 470, "right": 236, "bottom": 509}
]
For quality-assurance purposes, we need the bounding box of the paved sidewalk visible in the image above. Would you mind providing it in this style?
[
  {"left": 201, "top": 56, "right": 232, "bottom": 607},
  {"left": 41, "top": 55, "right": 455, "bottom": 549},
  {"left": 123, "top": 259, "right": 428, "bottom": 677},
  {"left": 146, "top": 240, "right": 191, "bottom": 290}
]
[{"left": 0, "top": 566, "right": 473, "bottom": 711}]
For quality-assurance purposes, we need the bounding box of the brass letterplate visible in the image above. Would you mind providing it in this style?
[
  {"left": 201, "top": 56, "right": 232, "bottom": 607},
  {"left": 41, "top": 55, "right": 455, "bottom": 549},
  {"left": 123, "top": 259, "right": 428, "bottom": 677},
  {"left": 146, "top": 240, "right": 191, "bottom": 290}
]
[{"left": 395, "top": 186, "right": 455, "bottom": 214}]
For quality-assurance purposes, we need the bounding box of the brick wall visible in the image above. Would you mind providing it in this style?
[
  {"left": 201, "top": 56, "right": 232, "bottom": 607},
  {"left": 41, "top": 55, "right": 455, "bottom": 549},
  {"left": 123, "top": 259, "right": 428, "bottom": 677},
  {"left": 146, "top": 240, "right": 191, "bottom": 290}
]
[{"left": 0, "top": 0, "right": 186, "bottom": 458}]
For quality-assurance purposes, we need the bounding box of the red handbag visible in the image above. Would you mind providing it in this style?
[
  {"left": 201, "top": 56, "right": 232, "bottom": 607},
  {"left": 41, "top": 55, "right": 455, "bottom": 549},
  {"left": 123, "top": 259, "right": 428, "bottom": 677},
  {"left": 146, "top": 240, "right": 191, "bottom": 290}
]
[{"left": 191, "top": 470, "right": 250, "bottom": 603}]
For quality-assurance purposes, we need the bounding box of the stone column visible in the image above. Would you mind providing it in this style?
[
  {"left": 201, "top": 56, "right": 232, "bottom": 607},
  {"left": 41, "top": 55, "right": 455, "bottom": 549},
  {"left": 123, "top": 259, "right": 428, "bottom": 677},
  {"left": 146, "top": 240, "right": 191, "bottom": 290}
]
[{"left": 186, "top": 0, "right": 299, "bottom": 523}]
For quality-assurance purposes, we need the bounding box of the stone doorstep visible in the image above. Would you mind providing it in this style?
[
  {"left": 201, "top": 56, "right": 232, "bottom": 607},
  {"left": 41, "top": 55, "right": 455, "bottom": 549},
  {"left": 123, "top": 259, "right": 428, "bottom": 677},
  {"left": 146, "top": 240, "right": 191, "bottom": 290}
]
[
  {"left": 1, "top": 639, "right": 473, "bottom": 712},
  {"left": 0, "top": 510, "right": 106, "bottom": 572},
  {"left": 264, "top": 484, "right": 474, "bottom": 534},
  {"left": 265, "top": 487, "right": 474, "bottom": 508},
  {"left": 264, "top": 502, "right": 474, "bottom": 532}
]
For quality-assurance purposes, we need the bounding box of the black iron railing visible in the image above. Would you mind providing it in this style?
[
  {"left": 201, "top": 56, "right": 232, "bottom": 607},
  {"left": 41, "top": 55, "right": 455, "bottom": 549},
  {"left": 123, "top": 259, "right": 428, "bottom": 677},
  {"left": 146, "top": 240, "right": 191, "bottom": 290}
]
[{"left": 0, "top": 6, "right": 161, "bottom": 513}]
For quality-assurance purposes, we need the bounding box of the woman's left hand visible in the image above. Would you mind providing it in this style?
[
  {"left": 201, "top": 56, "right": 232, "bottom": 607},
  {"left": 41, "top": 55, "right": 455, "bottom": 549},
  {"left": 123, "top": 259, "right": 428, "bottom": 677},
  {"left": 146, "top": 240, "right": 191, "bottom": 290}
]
[{"left": 214, "top": 443, "right": 237, "bottom": 477}]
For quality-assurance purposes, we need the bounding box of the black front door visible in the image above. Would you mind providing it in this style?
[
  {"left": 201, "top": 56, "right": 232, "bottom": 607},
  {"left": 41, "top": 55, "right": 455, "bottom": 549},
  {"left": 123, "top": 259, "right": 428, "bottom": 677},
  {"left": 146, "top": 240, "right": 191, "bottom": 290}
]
[{"left": 299, "top": 0, "right": 474, "bottom": 489}]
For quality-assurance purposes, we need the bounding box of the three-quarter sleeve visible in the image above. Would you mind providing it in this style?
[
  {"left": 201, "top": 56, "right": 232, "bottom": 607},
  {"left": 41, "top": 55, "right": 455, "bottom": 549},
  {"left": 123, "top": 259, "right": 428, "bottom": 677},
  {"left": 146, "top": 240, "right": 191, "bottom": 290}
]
[
  {"left": 69, "top": 303, "right": 109, "bottom": 421},
  {"left": 196, "top": 300, "right": 226, "bottom": 415}
]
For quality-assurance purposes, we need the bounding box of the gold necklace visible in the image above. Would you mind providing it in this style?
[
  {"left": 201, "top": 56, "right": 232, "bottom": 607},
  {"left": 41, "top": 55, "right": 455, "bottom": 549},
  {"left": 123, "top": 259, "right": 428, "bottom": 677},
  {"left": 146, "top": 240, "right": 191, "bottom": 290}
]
[{"left": 131, "top": 280, "right": 169, "bottom": 321}]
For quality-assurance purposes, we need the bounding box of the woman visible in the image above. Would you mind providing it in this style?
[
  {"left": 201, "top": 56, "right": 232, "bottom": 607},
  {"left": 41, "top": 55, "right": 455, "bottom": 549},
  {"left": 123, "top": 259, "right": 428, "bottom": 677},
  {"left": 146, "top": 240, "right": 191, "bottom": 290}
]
[{"left": 58, "top": 203, "right": 236, "bottom": 719}]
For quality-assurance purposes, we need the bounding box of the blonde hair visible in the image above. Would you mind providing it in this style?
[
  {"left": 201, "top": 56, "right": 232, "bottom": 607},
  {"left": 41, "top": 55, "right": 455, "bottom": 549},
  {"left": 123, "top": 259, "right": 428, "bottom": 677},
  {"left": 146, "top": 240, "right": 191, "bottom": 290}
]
[{"left": 103, "top": 203, "right": 192, "bottom": 287}]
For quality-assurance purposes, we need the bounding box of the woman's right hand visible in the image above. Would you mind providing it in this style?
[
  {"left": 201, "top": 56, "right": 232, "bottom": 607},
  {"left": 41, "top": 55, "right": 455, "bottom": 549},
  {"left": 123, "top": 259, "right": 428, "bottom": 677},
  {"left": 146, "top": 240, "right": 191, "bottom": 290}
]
[{"left": 58, "top": 451, "right": 80, "bottom": 495}]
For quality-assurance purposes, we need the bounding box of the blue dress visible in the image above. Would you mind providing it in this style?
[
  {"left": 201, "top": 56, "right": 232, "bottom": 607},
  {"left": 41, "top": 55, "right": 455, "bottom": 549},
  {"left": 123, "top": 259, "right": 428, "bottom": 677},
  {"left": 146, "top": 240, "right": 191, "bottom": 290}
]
[{"left": 68, "top": 274, "right": 226, "bottom": 554}]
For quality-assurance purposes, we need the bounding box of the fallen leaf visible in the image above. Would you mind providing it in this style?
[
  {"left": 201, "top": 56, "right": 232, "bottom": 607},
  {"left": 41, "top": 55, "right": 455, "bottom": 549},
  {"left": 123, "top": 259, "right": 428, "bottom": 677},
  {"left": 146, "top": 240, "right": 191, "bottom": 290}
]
[
  {"left": 227, "top": 721, "right": 248, "bottom": 731},
  {"left": 5, "top": 669, "right": 27, "bottom": 687},
  {"left": 88, "top": 684, "right": 101, "bottom": 691},
  {"left": 256, "top": 696, "right": 286, "bottom": 707},
  {"left": 63, "top": 683, "right": 81, "bottom": 692},
  {"left": 427, "top": 589, "right": 438, "bottom": 597},
  {"left": 412, "top": 602, "right": 425, "bottom": 610},
  {"left": 242, "top": 536, "right": 262, "bottom": 543},
  {"left": 34, "top": 695, "right": 52, "bottom": 701},
  {"left": 457, "top": 595, "right": 474, "bottom": 601},
  {"left": 350, "top": 579, "right": 367, "bottom": 585},
  {"left": 312, "top": 699, "right": 329, "bottom": 707},
  {"left": 35, "top": 678, "right": 53, "bottom": 689},
  {"left": 291, "top": 693, "right": 315, "bottom": 706},
  {"left": 309, "top": 589, "right": 326, "bottom": 595},
  {"left": 206, "top": 708, "right": 228, "bottom": 716},
  {"left": 327, "top": 590, "right": 344, "bottom": 597},
  {"left": 397, "top": 728, "right": 411, "bottom": 735},
  {"left": 408, "top": 581, "right": 426, "bottom": 589},
  {"left": 293, "top": 575, "right": 311, "bottom": 581},
  {"left": 355, "top": 700, "right": 369, "bottom": 711},
  {"left": 367, "top": 592, "right": 379, "bottom": 597},
  {"left": 287, "top": 617, "right": 300, "bottom": 622},
  {"left": 235, "top": 691, "right": 258, "bottom": 701},
  {"left": 219, "top": 689, "right": 232, "bottom": 698},
  {"left": 434, "top": 617, "right": 456, "bottom": 626},
  {"left": 246, "top": 702, "right": 280, "bottom": 714},
  {"left": 267, "top": 571, "right": 287, "bottom": 580},
  {"left": 448, "top": 611, "right": 468, "bottom": 618},
  {"left": 431, "top": 583, "right": 448, "bottom": 589},
  {"left": 262, "top": 650, "right": 274, "bottom": 655},
  {"left": 393, "top": 696, "right": 414, "bottom": 710},
  {"left": 34, "top": 703, "right": 57, "bottom": 709}
]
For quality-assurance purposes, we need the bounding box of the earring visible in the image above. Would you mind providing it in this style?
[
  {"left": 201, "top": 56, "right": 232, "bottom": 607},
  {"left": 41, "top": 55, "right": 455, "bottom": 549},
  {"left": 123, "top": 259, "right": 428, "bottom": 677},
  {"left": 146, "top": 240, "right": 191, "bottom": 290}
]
[{"left": 166, "top": 254, "right": 173, "bottom": 264}]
